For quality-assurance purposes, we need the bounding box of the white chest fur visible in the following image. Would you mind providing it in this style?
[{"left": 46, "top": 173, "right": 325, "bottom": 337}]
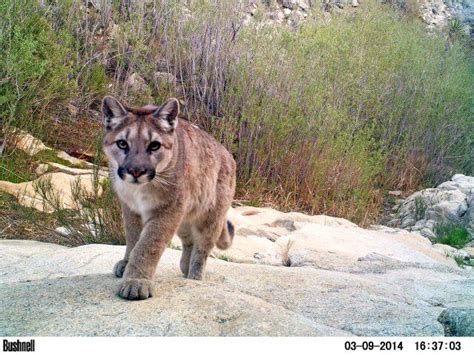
[{"left": 113, "top": 179, "right": 158, "bottom": 218}]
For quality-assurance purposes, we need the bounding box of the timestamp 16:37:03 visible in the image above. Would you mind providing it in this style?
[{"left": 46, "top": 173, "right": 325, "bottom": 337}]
[
  {"left": 344, "top": 341, "right": 462, "bottom": 351},
  {"left": 415, "top": 341, "right": 462, "bottom": 351}
]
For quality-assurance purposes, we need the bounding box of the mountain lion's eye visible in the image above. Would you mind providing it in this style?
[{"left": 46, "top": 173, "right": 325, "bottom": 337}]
[
  {"left": 148, "top": 141, "right": 161, "bottom": 151},
  {"left": 116, "top": 140, "right": 128, "bottom": 150}
]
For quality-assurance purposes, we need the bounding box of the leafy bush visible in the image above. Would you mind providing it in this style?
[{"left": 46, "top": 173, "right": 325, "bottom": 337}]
[{"left": 0, "top": 0, "right": 77, "bottom": 131}]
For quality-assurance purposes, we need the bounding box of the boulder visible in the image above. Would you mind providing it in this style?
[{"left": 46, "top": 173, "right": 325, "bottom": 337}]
[
  {"left": 439, "top": 174, "right": 474, "bottom": 196},
  {"left": 12, "top": 130, "right": 51, "bottom": 156},
  {"left": 287, "top": 9, "right": 306, "bottom": 27},
  {"left": 47, "top": 162, "right": 108, "bottom": 177},
  {"left": 462, "top": 247, "right": 474, "bottom": 259},
  {"left": 1, "top": 131, "right": 106, "bottom": 213},
  {"left": 268, "top": 10, "right": 285, "bottom": 23},
  {"left": 153, "top": 72, "right": 177, "bottom": 87},
  {"left": 395, "top": 174, "right": 474, "bottom": 239},
  {"left": 35, "top": 163, "right": 50, "bottom": 176},
  {"left": 125, "top": 73, "right": 151, "bottom": 99},
  {"left": 8, "top": 130, "right": 93, "bottom": 169},
  {"left": 433, "top": 243, "right": 469, "bottom": 260},
  {"left": 197, "top": 206, "right": 460, "bottom": 270},
  {"left": 281, "top": 0, "right": 298, "bottom": 10},
  {"left": 419, "top": 0, "right": 451, "bottom": 28},
  {"left": 280, "top": 0, "right": 310, "bottom": 11},
  {"left": 56, "top": 151, "right": 95, "bottom": 168},
  {"left": 0, "top": 172, "right": 106, "bottom": 211},
  {"left": 438, "top": 308, "right": 474, "bottom": 336},
  {"left": 465, "top": 194, "right": 474, "bottom": 236}
]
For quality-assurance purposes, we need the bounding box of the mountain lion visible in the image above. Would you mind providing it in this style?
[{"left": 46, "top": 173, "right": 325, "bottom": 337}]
[{"left": 102, "top": 96, "right": 236, "bottom": 300}]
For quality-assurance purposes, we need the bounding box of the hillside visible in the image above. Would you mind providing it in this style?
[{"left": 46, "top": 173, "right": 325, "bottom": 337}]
[{"left": 1, "top": 0, "right": 473, "bottom": 225}]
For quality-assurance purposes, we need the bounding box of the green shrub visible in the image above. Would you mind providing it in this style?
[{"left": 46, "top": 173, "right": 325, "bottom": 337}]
[
  {"left": 449, "top": 19, "right": 467, "bottom": 38},
  {"left": 33, "top": 168, "right": 124, "bottom": 246},
  {"left": 0, "top": 0, "right": 77, "bottom": 131},
  {"left": 434, "top": 223, "right": 470, "bottom": 249}
]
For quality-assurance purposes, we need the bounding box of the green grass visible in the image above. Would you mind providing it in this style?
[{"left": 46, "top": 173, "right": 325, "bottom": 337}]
[
  {"left": 449, "top": 19, "right": 466, "bottom": 33},
  {"left": 454, "top": 255, "right": 464, "bottom": 267},
  {"left": 454, "top": 255, "right": 473, "bottom": 268},
  {"left": 33, "top": 149, "right": 77, "bottom": 168},
  {"left": 0, "top": 149, "right": 35, "bottom": 183},
  {"left": 0, "top": 148, "right": 85, "bottom": 184},
  {"left": 216, "top": 254, "right": 235, "bottom": 262},
  {"left": 434, "top": 223, "right": 471, "bottom": 249},
  {"left": 168, "top": 243, "right": 182, "bottom": 251}
]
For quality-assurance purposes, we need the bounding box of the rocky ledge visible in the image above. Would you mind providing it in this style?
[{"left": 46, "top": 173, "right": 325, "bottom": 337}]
[
  {"left": 1, "top": 205, "right": 473, "bottom": 336},
  {"left": 387, "top": 174, "right": 474, "bottom": 265}
]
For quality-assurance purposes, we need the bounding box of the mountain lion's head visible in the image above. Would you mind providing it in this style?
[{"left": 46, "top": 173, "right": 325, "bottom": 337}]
[{"left": 102, "top": 96, "right": 179, "bottom": 185}]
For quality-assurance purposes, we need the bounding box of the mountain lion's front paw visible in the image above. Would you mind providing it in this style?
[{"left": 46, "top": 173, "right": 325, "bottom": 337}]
[
  {"left": 113, "top": 259, "right": 128, "bottom": 278},
  {"left": 118, "top": 278, "right": 155, "bottom": 300}
]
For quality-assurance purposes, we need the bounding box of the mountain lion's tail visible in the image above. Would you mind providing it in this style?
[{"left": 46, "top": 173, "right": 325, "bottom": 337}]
[{"left": 216, "top": 220, "right": 234, "bottom": 250}]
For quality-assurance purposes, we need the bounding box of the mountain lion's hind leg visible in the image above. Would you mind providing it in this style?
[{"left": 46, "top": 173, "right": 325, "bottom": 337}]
[
  {"left": 177, "top": 223, "right": 193, "bottom": 277},
  {"left": 187, "top": 216, "right": 226, "bottom": 280}
]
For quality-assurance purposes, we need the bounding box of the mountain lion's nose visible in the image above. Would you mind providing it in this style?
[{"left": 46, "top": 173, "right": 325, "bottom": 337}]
[{"left": 128, "top": 168, "right": 146, "bottom": 178}]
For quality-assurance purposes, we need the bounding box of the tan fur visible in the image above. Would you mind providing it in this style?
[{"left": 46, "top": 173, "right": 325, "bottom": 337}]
[{"left": 102, "top": 96, "right": 236, "bottom": 300}]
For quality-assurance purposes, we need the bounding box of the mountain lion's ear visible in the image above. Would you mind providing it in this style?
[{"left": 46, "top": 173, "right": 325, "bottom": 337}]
[
  {"left": 153, "top": 98, "right": 179, "bottom": 132},
  {"left": 102, "top": 96, "right": 128, "bottom": 130}
]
